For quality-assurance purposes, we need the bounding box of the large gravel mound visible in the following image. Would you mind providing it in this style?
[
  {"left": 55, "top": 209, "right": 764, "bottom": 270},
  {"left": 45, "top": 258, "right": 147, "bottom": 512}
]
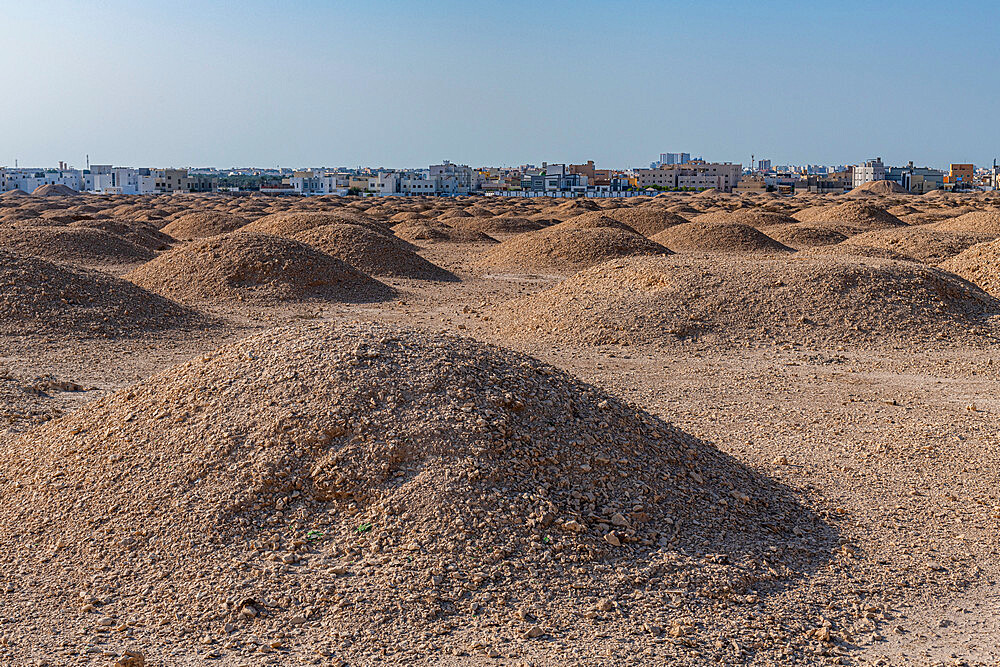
[
  {"left": 760, "top": 224, "right": 848, "bottom": 249},
  {"left": 475, "top": 227, "right": 671, "bottom": 273},
  {"left": 0, "top": 249, "right": 193, "bottom": 336},
  {"left": 691, "top": 209, "right": 798, "bottom": 228},
  {"left": 241, "top": 211, "right": 381, "bottom": 237},
  {"left": 0, "top": 225, "right": 154, "bottom": 266},
  {"left": 599, "top": 207, "right": 688, "bottom": 236},
  {"left": 651, "top": 222, "right": 793, "bottom": 254},
  {"left": 793, "top": 201, "right": 907, "bottom": 234},
  {"left": 940, "top": 239, "right": 1000, "bottom": 297},
  {"left": 125, "top": 232, "right": 393, "bottom": 305},
  {"left": 292, "top": 223, "right": 456, "bottom": 280},
  {"left": 392, "top": 220, "right": 499, "bottom": 244},
  {"left": 929, "top": 210, "right": 1000, "bottom": 236},
  {"left": 491, "top": 255, "right": 999, "bottom": 348},
  {"left": 31, "top": 184, "right": 79, "bottom": 197},
  {"left": 836, "top": 227, "right": 991, "bottom": 264},
  {"left": 161, "top": 212, "right": 249, "bottom": 240},
  {"left": 848, "top": 180, "right": 908, "bottom": 196},
  {"left": 0, "top": 321, "right": 820, "bottom": 658}
]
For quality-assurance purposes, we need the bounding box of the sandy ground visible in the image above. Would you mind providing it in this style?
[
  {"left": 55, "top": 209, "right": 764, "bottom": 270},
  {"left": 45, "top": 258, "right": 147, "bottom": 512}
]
[{"left": 2, "top": 239, "right": 999, "bottom": 666}]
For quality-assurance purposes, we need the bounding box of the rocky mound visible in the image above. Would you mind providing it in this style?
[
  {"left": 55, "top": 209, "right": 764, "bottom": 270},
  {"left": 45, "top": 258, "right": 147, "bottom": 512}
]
[
  {"left": 160, "top": 212, "right": 249, "bottom": 240},
  {"left": 848, "top": 180, "right": 908, "bottom": 196},
  {"left": 67, "top": 219, "right": 174, "bottom": 252},
  {"left": 599, "top": 207, "right": 687, "bottom": 236},
  {"left": 0, "top": 189, "right": 29, "bottom": 198},
  {"left": 929, "top": 210, "right": 1000, "bottom": 236},
  {"left": 241, "top": 211, "right": 382, "bottom": 237},
  {"left": 651, "top": 222, "right": 793, "bottom": 254},
  {"left": 31, "top": 183, "right": 79, "bottom": 197},
  {"left": 691, "top": 209, "right": 798, "bottom": 228},
  {"left": 475, "top": 227, "right": 671, "bottom": 273},
  {"left": 292, "top": 224, "right": 456, "bottom": 280},
  {"left": 940, "top": 239, "right": 1000, "bottom": 297},
  {"left": 0, "top": 249, "right": 193, "bottom": 337},
  {"left": 760, "top": 224, "right": 848, "bottom": 249},
  {"left": 836, "top": 227, "right": 991, "bottom": 264},
  {"left": 392, "top": 220, "right": 498, "bottom": 244},
  {"left": 0, "top": 226, "right": 154, "bottom": 266},
  {"left": 447, "top": 215, "right": 546, "bottom": 235},
  {"left": 792, "top": 201, "right": 906, "bottom": 234},
  {"left": 491, "top": 255, "right": 999, "bottom": 347},
  {"left": 125, "top": 233, "right": 393, "bottom": 305},
  {"left": 550, "top": 213, "right": 636, "bottom": 232},
  {"left": 0, "top": 321, "right": 817, "bottom": 661}
]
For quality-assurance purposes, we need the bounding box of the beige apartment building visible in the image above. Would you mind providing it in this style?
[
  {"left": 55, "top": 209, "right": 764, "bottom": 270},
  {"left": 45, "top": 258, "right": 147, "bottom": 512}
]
[{"left": 635, "top": 161, "right": 741, "bottom": 191}]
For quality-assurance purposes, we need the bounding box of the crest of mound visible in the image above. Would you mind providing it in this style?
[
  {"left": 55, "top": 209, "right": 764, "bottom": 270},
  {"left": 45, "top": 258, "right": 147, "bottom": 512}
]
[
  {"left": 67, "top": 218, "right": 174, "bottom": 252},
  {"left": 0, "top": 249, "right": 193, "bottom": 337},
  {"left": 792, "top": 201, "right": 906, "bottom": 234},
  {"left": 597, "top": 207, "right": 690, "bottom": 236},
  {"left": 651, "top": 222, "right": 793, "bottom": 254},
  {"left": 474, "top": 227, "right": 671, "bottom": 273},
  {"left": 241, "top": 211, "right": 384, "bottom": 237},
  {"left": 490, "top": 255, "right": 999, "bottom": 348},
  {"left": 929, "top": 210, "right": 1000, "bottom": 236},
  {"left": 446, "top": 215, "right": 546, "bottom": 235},
  {"left": 835, "top": 227, "right": 992, "bottom": 264},
  {"left": 691, "top": 209, "right": 799, "bottom": 228},
  {"left": 125, "top": 232, "right": 394, "bottom": 305},
  {"left": 940, "top": 239, "right": 1000, "bottom": 297},
  {"left": 392, "top": 220, "right": 498, "bottom": 244},
  {"left": 0, "top": 321, "right": 818, "bottom": 640},
  {"left": 761, "top": 224, "right": 848, "bottom": 249},
  {"left": 550, "top": 212, "right": 638, "bottom": 232},
  {"left": 848, "top": 180, "right": 908, "bottom": 196},
  {"left": 0, "top": 189, "right": 30, "bottom": 198},
  {"left": 160, "top": 212, "right": 249, "bottom": 240},
  {"left": 0, "top": 225, "right": 154, "bottom": 266},
  {"left": 31, "top": 184, "right": 79, "bottom": 197},
  {"left": 291, "top": 223, "right": 456, "bottom": 281}
]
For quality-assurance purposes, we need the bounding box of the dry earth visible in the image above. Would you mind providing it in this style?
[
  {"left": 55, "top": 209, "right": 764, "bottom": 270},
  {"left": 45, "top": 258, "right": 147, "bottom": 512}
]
[{"left": 0, "top": 191, "right": 998, "bottom": 666}]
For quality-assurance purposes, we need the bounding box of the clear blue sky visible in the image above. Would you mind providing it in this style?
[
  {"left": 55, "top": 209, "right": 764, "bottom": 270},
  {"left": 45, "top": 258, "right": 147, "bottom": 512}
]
[{"left": 1, "top": 0, "right": 997, "bottom": 170}]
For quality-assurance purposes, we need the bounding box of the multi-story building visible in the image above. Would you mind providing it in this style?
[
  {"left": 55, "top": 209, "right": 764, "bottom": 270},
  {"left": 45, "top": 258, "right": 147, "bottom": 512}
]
[
  {"left": 288, "top": 170, "right": 350, "bottom": 195},
  {"left": 945, "top": 163, "right": 974, "bottom": 189},
  {"left": 0, "top": 168, "right": 83, "bottom": 192},
  {"left": 429, "top": 161, "right": 479, "bottom": 194},
  {"left": 520, "top": 163, "right": 587, "bottom": 193},
  {"left": 757, "top": 159, "right": 772, "bottom": 172},
  {"left": 852, "top": 157, "right": 885, "bottom": 188},
  {"left": 885, "top": 162, "right": 944, "bottom": 193},
  {"left": 635, "top": 161, "right": 741, "bottom": 192}
]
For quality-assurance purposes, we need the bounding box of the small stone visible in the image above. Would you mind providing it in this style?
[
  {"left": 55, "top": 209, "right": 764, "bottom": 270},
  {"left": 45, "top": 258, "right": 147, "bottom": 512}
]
[
  {"left": 289, "top": 616, "right": 307, "bottom": 626},
  {"left": 98, "top": 617, "right": 115, "bottom": 627},
  {"left": 603, "top": 532, "right": 621, "bottom": 547},
  {"left": 269, "top": 640, "right": 283, "bottom": 649},
  {"left": 523, "top": 626, "right": 544, "bottom": 639},
  {"left": 487, "top": 648, "right": 501, "bottom": 658},
  {"left": 596, "top": 599, "right": 614, "bottom": 612},
  {"left": 562, "top": 520, "right": 585, "bottom": 533},
  {"left": 772, "top": 455, "right": 789, "bottom": 465},
  {"left": 81, "top": 604, "right": 95, "bottom": 613},
  {"left": 610, "top": 513, "right": 628, "bottom": 527}
]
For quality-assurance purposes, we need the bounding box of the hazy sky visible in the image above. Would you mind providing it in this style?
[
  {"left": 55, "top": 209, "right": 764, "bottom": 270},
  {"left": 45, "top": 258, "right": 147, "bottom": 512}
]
[{"left": 2, "top": 0, "right": 997, "bottom": 170}]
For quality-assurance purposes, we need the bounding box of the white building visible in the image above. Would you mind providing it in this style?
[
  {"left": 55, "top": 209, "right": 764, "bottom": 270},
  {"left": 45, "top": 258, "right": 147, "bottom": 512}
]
[
  {"left": 852, "top": 157, "right": 885, "bottom": 188},
  {"left": 0, "top": 168, "right": 83, "bottom": 193},
  {"left": 289, "top": 170, "right": 350, "bottom": 195}
]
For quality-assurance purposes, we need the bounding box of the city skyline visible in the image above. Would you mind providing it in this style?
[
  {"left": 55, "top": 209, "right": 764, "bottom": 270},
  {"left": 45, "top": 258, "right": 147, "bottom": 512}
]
[{"left": 2, "top": 1, "right": 999, "bottom": 169}]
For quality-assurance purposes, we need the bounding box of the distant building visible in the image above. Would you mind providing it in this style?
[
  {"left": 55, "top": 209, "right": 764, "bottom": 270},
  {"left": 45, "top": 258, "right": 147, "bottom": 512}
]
[
  {"left": 885, "top": 162, "right": 944, "bottom": 194},
  {"left": 852, "top": 157, "right": 885, "bottom": 188},
  {"left": 945, "top": 163, "right": 974, "bottom": 189},
  {"left": 635, "top": 162, "right": 741, "bottom": 192},
  {"left": 757, "top": 159, "right": 771, "bottom": 172},
  {"left": 429, "top": 161, "right": 479, "bottom": 194}
]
